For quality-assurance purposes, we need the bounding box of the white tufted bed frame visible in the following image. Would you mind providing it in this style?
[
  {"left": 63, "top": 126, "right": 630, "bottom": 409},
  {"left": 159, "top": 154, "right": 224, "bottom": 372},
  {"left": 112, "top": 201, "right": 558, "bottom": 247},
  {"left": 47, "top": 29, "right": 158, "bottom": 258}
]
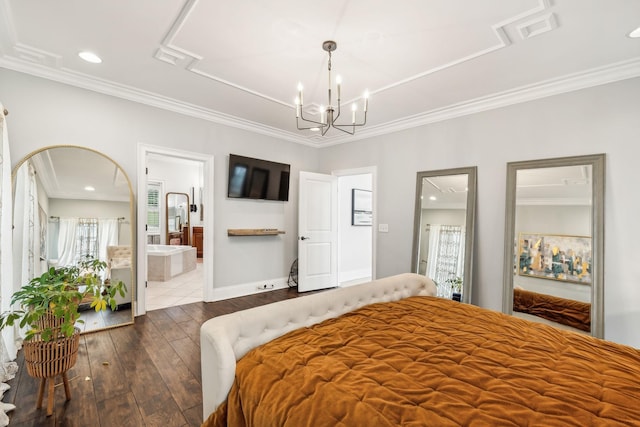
[{"left": 200, "top": 273, "right": 437, "bottom": 418}]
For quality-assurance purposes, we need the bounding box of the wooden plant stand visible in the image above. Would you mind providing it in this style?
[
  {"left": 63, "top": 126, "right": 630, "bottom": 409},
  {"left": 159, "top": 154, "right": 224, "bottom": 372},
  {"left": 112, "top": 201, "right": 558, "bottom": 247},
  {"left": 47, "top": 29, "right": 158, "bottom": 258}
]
[{"left": 23, "top": 328, "right": 80, "bottom": 416}]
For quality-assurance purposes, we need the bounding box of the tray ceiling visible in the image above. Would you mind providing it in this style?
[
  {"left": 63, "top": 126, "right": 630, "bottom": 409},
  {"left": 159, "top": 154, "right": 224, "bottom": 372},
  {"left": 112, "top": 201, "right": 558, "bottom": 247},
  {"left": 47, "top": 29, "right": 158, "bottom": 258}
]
[{"left": 1, "top": 0, "right": 639, "bottom": 146}]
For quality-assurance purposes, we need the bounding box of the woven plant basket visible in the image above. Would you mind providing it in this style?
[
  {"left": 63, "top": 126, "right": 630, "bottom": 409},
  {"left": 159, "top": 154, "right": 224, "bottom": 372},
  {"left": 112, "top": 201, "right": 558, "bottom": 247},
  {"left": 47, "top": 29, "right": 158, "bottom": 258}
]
[
  {"left": 23, "top": 327, "right": 80, "bottom": 379},
  {"left": 35, "top": 312, "right": 65, "bottom": 331}
]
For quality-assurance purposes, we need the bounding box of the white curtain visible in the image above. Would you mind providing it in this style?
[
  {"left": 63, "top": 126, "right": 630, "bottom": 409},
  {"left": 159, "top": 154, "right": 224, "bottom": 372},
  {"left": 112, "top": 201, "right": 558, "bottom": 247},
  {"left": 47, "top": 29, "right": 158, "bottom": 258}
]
[
  {"left": 57, "top": 218, "right": 78, "bottom": 267},
  {"left": 98, "top": 218, "right": 119, "bottom": 263},
  {"left": 425, "top": 224, "right": 441, "bottom": 281},
  {"left": 0, "top": 104, "right": 17, "bottom": 424},
  {"left": 425, "top": 224, "right": 464, "bottom": 298},
  {"left": 13, "top": 162, "right": 41, "bottom": 293}
]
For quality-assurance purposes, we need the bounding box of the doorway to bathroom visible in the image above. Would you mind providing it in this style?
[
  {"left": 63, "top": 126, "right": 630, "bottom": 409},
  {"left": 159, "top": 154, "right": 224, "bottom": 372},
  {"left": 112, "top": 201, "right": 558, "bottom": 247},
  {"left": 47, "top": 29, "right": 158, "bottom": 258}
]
[{"left": 136, "top": 144, "right": 214, "bottom": 316}]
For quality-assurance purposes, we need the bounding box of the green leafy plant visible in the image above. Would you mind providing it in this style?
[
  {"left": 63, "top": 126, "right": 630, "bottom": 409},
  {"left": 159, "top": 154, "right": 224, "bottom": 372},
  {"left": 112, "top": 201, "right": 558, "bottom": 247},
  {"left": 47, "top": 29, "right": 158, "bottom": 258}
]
[
  {"left": 0, "top": 255, "right": 127, "bottom": 341},
  {"left": 446, "top": 276, "right": 463, "bottom": 293}
]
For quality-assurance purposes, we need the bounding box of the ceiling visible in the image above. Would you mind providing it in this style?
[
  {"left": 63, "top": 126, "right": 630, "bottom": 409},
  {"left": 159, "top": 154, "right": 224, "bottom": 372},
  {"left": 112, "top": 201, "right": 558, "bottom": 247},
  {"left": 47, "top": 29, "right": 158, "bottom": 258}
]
[
  {"left": 26, "top": 147, "right": 131, "bottom": 202},
  {"left": 516, "top": 164, "right": 591, "bottom": 205},
  {"left": 1, "top": 0, "right": 639, "bottom": 147},
  {"left": 421, "top": 174, "right": 469, "bottom": 210},
  {"left": 420, "top": 164, "right": 590, "bottom": 209}
]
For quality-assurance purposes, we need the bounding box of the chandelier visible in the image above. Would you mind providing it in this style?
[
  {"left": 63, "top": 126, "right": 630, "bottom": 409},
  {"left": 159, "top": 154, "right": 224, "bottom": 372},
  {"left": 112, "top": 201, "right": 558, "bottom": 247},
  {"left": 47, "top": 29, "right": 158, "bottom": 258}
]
[{"left": 295, "top": 40, "right": 369, "bottom": 136}]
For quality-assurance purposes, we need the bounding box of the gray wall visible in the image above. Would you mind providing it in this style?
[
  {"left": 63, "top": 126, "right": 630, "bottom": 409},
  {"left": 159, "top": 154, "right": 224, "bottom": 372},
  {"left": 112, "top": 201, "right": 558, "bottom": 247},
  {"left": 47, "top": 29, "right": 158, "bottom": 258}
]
[
  {"left": 418, "top": 208, "right": 467, "bottom": 275},
  {"left": 319, "top": 77, "right": 640, "bottom": 347},
  {"left": 1, "top": 68, "right": 318, "bottom": 289},
  {"left": 3, "top": 68, "right": 640, "bottom": 347},
  {"left": 48, "top": 198, "right": 132, "bottom": 247}
]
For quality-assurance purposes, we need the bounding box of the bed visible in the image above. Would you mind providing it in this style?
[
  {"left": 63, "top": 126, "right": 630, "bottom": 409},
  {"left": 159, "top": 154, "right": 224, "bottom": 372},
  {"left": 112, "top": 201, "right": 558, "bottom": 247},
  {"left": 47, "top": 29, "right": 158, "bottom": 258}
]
[
  {"left": 513, "top": 288, "right": 591, "bottom": 332},
  {"left": 200, "top": 273, "right": 640, "bottom": 426}
]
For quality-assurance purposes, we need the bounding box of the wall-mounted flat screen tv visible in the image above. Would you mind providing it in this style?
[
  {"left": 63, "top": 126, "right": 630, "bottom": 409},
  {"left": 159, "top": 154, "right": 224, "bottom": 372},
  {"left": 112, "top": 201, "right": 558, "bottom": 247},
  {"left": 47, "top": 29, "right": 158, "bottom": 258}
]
[{"left": 228, "top": 154, "right": 290, "bottom": 201}]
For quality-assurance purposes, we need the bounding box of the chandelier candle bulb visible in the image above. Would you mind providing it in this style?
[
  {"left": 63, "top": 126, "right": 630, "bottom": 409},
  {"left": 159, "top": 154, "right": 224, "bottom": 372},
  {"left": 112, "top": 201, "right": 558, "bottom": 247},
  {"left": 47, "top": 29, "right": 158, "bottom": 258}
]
[
  {"left": 295, "top": 40, "right": 368, "bottom": 136},
  {"left": 297, "top": 83, "right": 304, "bottom": 105}
]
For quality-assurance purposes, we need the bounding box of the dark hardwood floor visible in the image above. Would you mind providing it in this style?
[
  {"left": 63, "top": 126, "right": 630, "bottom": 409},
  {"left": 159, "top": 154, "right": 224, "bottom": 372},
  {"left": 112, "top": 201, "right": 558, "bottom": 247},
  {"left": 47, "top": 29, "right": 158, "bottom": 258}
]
[{"left": 5, "top": 287, "right": 307, "bottom": 427}]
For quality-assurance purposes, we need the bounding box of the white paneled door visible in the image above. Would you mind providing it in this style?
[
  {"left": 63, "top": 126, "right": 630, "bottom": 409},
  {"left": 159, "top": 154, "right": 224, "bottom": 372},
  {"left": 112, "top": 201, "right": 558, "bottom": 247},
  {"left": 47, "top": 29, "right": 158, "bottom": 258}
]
[{"left": 298, "top": 171, "right": 338, "bottom": 292}]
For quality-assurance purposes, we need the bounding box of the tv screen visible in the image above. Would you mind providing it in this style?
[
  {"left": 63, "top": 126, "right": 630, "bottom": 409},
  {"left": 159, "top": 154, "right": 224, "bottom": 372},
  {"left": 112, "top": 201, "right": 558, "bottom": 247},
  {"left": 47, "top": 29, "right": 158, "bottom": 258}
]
[{"left": 228, "top": 154, "right": 290, "bottom": 201}]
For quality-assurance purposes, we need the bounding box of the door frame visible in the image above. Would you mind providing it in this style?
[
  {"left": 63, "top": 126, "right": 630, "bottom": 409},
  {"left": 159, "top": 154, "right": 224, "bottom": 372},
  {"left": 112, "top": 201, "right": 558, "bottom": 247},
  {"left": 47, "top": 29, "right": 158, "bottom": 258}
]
[
  {"left": 332, "top": 166, "right": 377, "bottom": 284},
  {"left": 136, "top": 143, "right": 214, "bottom": 316}
]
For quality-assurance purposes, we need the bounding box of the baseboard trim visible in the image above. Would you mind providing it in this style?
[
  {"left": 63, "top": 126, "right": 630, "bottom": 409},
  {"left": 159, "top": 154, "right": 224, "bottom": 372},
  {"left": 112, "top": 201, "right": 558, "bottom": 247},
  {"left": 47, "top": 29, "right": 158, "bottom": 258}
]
[{"left": 208, "top": 277, "right": 290, "bottom": 302}]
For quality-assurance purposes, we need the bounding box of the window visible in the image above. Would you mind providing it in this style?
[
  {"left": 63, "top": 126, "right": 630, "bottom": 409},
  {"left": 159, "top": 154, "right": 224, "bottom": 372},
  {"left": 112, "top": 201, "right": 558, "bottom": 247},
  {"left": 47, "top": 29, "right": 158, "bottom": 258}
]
[
  {"left": 74, "top": 218, "right": 98, "bottom": 265},
  {"left": 147, "top": 181, "right": 162, "bottom": 234}
]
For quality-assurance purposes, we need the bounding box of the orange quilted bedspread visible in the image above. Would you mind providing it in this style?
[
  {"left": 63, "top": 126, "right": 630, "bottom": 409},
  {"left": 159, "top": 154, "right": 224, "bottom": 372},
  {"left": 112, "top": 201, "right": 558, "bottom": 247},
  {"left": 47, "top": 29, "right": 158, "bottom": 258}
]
[
  {"left": 204, "top": 296, "right": 640, "bottom": 427},
  {"left": 513, "top": 288, "right": 591, "bottom": 332}
]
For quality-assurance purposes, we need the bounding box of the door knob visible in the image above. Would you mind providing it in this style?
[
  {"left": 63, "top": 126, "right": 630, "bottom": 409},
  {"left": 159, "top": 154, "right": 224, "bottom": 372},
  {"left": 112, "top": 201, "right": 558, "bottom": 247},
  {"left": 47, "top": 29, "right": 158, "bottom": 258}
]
[{"left": 300, "top": 236, "right": 310, "bottom": 240}]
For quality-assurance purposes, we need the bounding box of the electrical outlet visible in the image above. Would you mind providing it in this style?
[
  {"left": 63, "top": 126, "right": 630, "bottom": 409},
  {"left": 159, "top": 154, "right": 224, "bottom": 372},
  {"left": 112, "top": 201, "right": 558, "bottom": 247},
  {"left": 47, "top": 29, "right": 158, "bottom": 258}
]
[{"left": 256, "top": 284, "right": 275, "bottom": 290}]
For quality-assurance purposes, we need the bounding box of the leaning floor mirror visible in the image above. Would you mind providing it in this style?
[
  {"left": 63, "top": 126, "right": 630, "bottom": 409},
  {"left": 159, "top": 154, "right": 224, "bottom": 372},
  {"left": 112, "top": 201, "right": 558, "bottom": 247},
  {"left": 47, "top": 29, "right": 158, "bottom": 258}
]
[
  {"left": 12, "top": 145, "right": 135, "bottom": 333},
  {"left": 411, "top": 167, "right": 477, "bottom": 304},
  {"left": 502, "top": 154, "right": 605, "bottom": 338}
]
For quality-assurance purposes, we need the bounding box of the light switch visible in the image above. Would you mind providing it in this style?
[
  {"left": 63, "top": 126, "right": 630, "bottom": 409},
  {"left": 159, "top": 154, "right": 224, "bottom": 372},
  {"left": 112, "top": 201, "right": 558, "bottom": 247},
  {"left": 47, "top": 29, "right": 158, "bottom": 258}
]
[{"left": 378, "top": 223, "right": 389, "bottom": 233}]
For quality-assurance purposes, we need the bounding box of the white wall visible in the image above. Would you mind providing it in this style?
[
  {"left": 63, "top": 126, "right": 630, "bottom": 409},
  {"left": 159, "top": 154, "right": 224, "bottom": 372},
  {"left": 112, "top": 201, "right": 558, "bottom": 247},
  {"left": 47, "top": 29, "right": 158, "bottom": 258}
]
[
  {"left": 0, "top": 69, "right": 318, "bottom": 289},
  {"left": 319, "top": 77, "right": 640, "bottom": 348},
  {"left": 338, "top": 174, "right": 372, "bottom": 284}
]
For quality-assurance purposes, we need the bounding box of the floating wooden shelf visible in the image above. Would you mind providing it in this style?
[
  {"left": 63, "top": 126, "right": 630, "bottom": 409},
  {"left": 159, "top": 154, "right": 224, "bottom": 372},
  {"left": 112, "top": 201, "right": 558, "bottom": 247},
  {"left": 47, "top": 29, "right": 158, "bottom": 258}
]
[{"left": 227, "top": 228, "right": 285, "bottom": 236}]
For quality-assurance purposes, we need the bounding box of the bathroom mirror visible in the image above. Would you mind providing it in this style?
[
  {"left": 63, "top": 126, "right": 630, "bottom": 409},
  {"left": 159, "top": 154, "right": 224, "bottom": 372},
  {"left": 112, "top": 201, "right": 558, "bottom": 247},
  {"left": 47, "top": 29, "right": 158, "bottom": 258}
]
[
  {"left": 502, "top": 154, "right": 605, "bottom": 338},
  {"left": 411, "top": 166, "right": 477, "bottom": 304},
  {"left": 12, "top": 145, "right": 135, "bottom": 333},
  {"left": 166, "top": 192, "right": 190, "bottom": 245}
]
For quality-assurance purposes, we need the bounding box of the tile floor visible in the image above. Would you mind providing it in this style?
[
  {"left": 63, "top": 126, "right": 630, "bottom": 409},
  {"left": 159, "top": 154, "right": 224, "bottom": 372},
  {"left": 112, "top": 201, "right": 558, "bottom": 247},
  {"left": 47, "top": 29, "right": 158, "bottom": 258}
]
[{"left": 146, "top": 260, "right": 203, "bottom": 311}]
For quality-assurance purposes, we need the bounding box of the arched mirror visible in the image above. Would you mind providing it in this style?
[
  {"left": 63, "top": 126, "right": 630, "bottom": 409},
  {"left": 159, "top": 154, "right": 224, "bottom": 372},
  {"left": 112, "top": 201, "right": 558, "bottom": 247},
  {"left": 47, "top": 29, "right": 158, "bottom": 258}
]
[
  {"left": 411, "top": 166, "right": 477, "bottom": 304},
  {"left": 12, "top": 146, "right": 135, "bottom": 333},
  {"left": 502, "top": 154, "right": 605, "bottom": 338},
  {"left": 166, "top": 192, "right": 190, "bottom": 245}
]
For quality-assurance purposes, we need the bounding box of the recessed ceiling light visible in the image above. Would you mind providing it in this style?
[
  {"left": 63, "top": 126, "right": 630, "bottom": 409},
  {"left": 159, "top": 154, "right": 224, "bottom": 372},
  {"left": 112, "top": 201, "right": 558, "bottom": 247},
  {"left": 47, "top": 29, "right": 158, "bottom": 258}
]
[
  {"left": 84, "top": 186, "right": 95, "bottom": 191},
  {"left": 78, "top": 51, "right": 102, "bottom": 64},
  {"left": 629, "top": 26, "right": 640, "bottom": 38},
  {"left": 429, "top": 196, "right": 437, "bottom": 201}
]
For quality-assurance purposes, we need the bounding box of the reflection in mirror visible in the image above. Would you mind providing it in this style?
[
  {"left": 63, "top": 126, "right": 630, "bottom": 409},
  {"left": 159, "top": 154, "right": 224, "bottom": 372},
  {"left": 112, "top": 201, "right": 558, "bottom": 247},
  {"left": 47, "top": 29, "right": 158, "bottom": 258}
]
[
  {"left": 502, "top": 154, "right": 605, "bottom": 338},
  {"left": 412, "top": 167, "right": 477, "bottom": 304},
  {"left": 166, "top": 192, "right": 190, "bottom": 245},
  {"left": 12, "top": 146, "right": 135, "bottom": 333}
]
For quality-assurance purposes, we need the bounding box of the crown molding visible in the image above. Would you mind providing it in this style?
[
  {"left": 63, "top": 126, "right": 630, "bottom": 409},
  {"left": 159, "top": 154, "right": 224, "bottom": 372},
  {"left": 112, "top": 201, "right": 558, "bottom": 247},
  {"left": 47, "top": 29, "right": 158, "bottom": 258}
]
[
  {"left": 0, "top": 55, "right": 316, "bottom": 147},
  {"left": 314, "top": 56, "right": 640, "bottom": 147},
  {"left": 2, "top": 54, "right": 639, "bottom": 149}
]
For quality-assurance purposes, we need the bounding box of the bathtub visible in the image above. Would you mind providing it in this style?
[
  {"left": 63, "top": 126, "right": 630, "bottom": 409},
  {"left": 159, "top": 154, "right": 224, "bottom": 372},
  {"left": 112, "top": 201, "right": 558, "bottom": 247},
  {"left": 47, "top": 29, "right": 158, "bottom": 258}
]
[{"left": 147, "top": 245, "right": 197, "bottom": 281}]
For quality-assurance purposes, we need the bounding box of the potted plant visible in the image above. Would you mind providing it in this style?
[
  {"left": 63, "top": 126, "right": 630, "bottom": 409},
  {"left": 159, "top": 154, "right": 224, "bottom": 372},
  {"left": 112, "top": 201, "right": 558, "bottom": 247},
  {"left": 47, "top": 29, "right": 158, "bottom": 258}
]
[
  {"left": 446, "top": 276, "right": 463, "bottom": 302},
  {"left": 0, "top": 255, "right": 127, "bottom": 340},
  {"left": 0, "top": 255, "right": 127, "bottom": 415}
]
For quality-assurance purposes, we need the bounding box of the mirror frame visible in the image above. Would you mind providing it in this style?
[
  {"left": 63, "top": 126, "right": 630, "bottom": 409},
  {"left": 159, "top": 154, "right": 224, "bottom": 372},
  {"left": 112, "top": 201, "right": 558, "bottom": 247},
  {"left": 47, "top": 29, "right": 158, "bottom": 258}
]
[
  {"left": 411, "top": 166, "right": 477, "bottom": 304},
  {"left": 11, "top": 144, "right": 136, "bottom": 333},
  {"left": 165, "top": 192, "right": 190, "bottom": 245},
  {"left": 502, "top": 154, "right": 605, "bottom": 338}
]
